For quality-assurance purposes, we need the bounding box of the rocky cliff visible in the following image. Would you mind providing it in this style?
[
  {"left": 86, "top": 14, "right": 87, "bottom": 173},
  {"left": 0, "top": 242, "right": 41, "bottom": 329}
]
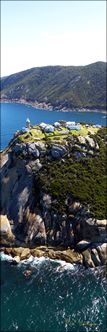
[{"left": 0, "top": 123, "right": 107, "bottom": 267}]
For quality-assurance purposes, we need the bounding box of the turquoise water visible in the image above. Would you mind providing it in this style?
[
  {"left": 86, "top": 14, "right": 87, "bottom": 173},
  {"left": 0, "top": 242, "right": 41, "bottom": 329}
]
[
  {"left": 1, "top": 102, "right": 106, "bottom": 150},
  {"left": 1, "top": 255, "right": 107, "bottom": 332}
]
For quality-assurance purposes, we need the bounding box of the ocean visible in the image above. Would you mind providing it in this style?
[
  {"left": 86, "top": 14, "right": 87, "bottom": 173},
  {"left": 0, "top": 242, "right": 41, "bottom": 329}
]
[
  {"left": 0, "top": 102, "right": 106, "bottom": 150},
  {"left": 1, "top": 254, "right": 107, "bottom": 332}
]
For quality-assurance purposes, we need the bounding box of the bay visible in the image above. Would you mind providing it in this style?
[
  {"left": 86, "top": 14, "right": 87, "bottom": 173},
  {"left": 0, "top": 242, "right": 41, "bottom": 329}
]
[{"left": 0, "top": 102, "right": 106, "bottom": 150}]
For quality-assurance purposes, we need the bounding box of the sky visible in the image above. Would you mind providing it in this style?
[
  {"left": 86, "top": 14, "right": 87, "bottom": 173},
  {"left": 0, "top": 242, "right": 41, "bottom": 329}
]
[{"left": 1, "top": 0, "right": 106, "bottom": 77}]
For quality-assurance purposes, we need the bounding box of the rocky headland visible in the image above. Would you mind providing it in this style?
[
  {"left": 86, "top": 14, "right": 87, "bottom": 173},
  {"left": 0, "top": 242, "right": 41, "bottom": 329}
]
[{"left": 0, "top": 121, "right": 107, "bottom": 268}]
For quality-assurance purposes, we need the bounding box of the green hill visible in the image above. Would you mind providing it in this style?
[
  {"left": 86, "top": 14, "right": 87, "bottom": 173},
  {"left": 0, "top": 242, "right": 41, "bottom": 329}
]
[{"left": 1, "top": 61, "right": 106, "bottom": 110}]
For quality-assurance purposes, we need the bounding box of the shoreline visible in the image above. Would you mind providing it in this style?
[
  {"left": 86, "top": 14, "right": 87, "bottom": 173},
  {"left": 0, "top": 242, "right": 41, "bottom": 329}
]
[
  {"left": 0, "top": 245, "right": 83, "bottom": 266},
  {"left": 1, "top": 98, "right": 106, "bottom": 114},
  {"left": 0, "top": 248, "right": 106, "bottom": 275}
]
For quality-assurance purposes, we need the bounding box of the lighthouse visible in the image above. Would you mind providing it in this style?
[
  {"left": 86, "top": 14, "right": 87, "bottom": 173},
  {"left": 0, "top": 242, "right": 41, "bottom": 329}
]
[{"left": 26, "top": 118, "right": 31, "bottom": 129}]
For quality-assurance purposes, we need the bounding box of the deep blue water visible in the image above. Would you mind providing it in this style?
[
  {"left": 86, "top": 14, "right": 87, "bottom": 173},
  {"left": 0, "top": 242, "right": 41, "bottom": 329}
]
[
  {"left": 0, "top": 102, "right": 106, "bottom": 150},
  {"left": 1, "top": 254, "right": 107, "bottom": 332}
]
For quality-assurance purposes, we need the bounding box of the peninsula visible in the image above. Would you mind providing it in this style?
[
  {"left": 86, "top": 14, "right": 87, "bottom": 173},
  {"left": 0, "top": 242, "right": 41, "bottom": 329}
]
[{"left": 0, "top": 121, "right": 107, "bottom": 268}]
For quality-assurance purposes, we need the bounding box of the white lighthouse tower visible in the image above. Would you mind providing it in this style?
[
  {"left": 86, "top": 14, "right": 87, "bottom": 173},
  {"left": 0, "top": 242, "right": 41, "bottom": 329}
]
[{"left": 26, "top": 118, "right": 31, "bottom": 129}]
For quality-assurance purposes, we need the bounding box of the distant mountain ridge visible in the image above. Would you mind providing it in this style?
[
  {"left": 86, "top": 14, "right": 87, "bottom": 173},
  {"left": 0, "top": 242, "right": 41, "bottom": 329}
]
[{"left": 1, "top": 62, "right": 106, "bottom": 111}]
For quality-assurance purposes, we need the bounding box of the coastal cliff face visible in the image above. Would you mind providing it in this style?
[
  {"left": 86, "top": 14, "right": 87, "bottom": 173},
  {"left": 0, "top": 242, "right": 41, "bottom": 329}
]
[{"left": 0, "top": 124, "right": 107, "bottom": 267}]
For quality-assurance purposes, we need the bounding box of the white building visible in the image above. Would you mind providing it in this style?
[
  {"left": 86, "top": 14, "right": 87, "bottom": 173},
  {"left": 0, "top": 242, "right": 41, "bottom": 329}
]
[
  {"left": 67, "top": 125, "right": 81, "bottom": 131},
  {"left": 66, "top": 121, "right": 75, "bottom": 127},
  {"left": 43, "top": 125, "right": 55, "bottom": 133},
  {"left": 93, "top": 124, "right": 101, "bottom": 128},
  {"left": 39, "top": 122, "right": 47, "bottom": 129},
  {"left": 54, "top": 122, "right": 61, "bottom": 128}
]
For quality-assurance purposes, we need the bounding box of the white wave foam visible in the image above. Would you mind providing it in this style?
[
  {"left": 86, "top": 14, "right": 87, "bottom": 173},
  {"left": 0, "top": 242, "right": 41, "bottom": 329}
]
[
  {"left": 0, "top": 252, "right": 14, "bottom": 262},
  {"left": 55, "top": 259, "right": 75, "bottom": 272},
  {"left": 31, "top": 256, "right": 48, "bottom": 265},
  {"left": 0, "top": 251, "right": 76, "bottom": 271},
  {"left": 18, "top": 255, "right": 50, "bottom": 267}
]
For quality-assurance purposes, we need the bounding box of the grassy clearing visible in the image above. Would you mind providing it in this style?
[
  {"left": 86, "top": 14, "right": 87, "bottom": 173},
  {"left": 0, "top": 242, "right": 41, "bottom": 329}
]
[
  {"left": 18, "top": 128, "right": 45, "bottom": 143},
  {"left": 69, "top": 126, "right": 98, "bottom": 137},
  {"left": 18, "top": 125, "right": 99, "bottom": 144}
]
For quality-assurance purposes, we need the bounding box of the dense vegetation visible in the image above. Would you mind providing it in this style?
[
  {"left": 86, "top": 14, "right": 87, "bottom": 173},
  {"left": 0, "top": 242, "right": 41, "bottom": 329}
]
[
  {"left": 35, "top": 128, "right": 107, "bottom": 219},
  {"left": 1, "top": 62, "right": 106, "bottom": 110}
]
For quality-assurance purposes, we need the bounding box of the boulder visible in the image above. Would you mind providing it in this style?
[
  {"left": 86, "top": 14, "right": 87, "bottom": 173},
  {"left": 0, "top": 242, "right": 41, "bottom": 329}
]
[
  {"left": 4, "top": 247, "right": 30, "bottom": 260},
  {"left": 88, "top": 150, "right": 94, "bottom": 155},
  {"left": 76, "top": 240, "right": 92, "bottom": 252},
  {"left": 0, "top": 215, "right": 12, "bottom": 234},
  {"left": 47, "top": 249, "right": 57, "bottom": 259},
  {"left": 78, "top": 136, "right": 86, "bottom": 145},
  {"left": 13, "top": 255, "right": 20, "bottom": 264},
  {"left": 60, "top": 249, "right": 83, "bottom": 264},
  {"left": 0, "top": 215, "right": 14, "bottom": 243},
  {"left": 82, "top": 249, "right": 95, "bottom": 268},
  {"left": 91, "top": 248, "right": 101, "bottom": 266},
  {"left": 26, "top": 159, "right": 42, "bottom": 173},
  {"left": 68, "top": 201, "right": 82, "bottom": 213},
  {"left": 85, "top": 217, "right": 96, "bottom": 226},
  {"left": 4, "top": 247, "right": 13, "bottom": 255},
  {"left": 35, "top": 142, "right": 47, "bottom": 156},
  {"left": 20, "top": 248, "right": 31, "bottom": 260},
  {"left": 41, "top": 194, "right": 52, "bottom": 209},
  {"left": 34, "top": 159, "right": 42, "bottom": 170},
  {"left": 74, "top": 151, "right": 82, "bottom": 158},
  {"left": 96, "top": 219, "right": 107, "bottom": 227},
  {"left": 28, "top": 247, "right": 83, "bottom": 264},
  {"left": 26, "top": 213, "right": 46, "bottom": 244},
  {"left": 96, "top": 243, "right": 107, "bottom": 265},
  {"left": 50, "top": 145, "right": 67, "bottom": 159},
  {"left": 31, "top": 248, "right": 44, "bottom": 258},
  {"left": 11, "top": 247, "right": 24, "bottom": 257},
  {"left": 27, "top": 143, "right": 39, "bottom": 158},
  {"left": 73, "top": 216, "right": 100, "bottom": 243},
  {"left": 85, "top": 135, "right": 95, "bottom": 148}
]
